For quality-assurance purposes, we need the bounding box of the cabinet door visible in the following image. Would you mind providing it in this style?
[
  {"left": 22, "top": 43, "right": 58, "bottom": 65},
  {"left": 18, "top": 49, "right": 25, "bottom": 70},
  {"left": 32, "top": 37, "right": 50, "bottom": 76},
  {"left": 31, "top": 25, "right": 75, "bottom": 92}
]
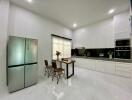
[
  {"left": 8, "top": 66, "right": 24, "bottom": 92},
  {"left": 114, "top": 12, "right": 131, "bottom": 34},
  {"left": 95, "top": 60, "right": 105, "bottom": 72},
  {"left": 85, "top": 59, "right": 95, "bottom": 70},
  {"left": 115, "top": 62, "right": 132, "bottom": 77},
  {"left": 104, "top": 61, "right": 115, "bottom": 74},
  {"left": 8, "top": 36, "right": 25, "bottom": 66},
  {"left": 25, "top": 39, "right": 38, "bottom": 63},
  {"left": 25, "top": 64, "right": 38, "bottom": 87},
  {"left": 74, "top": 58, "right": 84, "bottom": 68}
]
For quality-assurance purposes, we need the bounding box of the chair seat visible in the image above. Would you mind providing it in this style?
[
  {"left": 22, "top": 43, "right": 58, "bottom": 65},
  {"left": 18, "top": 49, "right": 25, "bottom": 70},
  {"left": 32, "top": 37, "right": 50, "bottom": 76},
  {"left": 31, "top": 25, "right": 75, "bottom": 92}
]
[
  {"left": 57, "top": 71, "right": 63, "bottom": 75},
  {"left": 55, "top": 68, "right": 64, "bottom": 72},
  {"left": 46, "top": 65, "right": 52, "bottom": 68}
]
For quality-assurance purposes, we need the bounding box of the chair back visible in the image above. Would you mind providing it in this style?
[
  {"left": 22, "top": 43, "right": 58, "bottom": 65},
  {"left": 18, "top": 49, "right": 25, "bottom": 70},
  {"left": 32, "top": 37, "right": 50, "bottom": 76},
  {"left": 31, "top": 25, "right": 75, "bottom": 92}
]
[
  {"left": 52, "top": 61, "right": 57, "bottom": 69},
  {"left": 44, "top": 60, "right": 48, "bottom": 67}
]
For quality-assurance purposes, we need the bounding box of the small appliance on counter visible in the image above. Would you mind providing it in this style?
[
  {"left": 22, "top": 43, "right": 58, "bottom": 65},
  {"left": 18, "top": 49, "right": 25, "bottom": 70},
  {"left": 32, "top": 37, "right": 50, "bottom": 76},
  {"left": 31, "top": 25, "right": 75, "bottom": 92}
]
[
  {"left": 72, "top": 47, "right": 86, "bottom": 56},
  {"left": 99, "top": 53, "right": 104, "bottom": 57}
]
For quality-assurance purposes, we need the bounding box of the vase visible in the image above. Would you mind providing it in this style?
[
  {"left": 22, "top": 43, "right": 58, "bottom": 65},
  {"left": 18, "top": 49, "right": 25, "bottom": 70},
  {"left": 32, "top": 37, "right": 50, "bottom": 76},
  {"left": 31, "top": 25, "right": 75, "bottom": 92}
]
[
  {"left": 57, "top": 55, "right": 59, "bottom": 61},
  {"left": 109, "top": 54, "right": 112, "bottom": 59}
]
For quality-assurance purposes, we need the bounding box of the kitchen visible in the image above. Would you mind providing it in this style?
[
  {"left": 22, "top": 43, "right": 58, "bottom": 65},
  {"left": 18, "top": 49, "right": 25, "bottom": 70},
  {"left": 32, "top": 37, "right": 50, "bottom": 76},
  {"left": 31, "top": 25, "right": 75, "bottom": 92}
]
[
  {"left": 0, "top": 0, "right": 132, "bottom": 100},
  {"left": 72, "top": 10, "right": 132, "bottom": 78}
]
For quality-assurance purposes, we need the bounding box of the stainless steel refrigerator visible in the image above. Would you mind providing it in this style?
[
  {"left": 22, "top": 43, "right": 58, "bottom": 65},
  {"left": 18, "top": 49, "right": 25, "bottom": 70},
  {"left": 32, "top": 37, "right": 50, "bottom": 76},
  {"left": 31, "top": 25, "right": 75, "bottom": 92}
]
[{"left": 7, "top": 36, "right": 38, "bottom": 92}]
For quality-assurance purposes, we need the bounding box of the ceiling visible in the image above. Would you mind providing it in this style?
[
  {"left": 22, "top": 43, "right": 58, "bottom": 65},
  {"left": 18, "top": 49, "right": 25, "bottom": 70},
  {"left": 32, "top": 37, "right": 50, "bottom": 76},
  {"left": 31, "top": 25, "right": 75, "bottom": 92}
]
[{"left": 10, "top": 0, "right": 130, "bottom": 30}]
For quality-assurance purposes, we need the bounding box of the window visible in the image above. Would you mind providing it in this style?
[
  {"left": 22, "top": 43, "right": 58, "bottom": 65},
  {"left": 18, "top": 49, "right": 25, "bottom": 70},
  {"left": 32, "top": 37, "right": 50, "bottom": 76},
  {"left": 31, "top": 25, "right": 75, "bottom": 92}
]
[{"left": 52, "top": 36, "right": 71, "bottom": 60}]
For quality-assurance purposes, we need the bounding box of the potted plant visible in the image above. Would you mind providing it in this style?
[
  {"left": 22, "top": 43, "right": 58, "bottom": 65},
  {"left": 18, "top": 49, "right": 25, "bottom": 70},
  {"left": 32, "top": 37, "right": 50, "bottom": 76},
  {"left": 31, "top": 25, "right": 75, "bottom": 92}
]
[{"left": 56, "top": 51, "right": 61, "bottom": 60}]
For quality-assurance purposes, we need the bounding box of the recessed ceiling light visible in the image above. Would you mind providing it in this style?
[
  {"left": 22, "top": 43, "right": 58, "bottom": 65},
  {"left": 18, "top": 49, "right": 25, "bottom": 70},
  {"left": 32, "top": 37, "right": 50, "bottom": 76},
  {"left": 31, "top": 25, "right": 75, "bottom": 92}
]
[
  {"left": 73, "top": 23, "right": 77, "bottom": 28},
  {"left": 108, "top": 9, "right": 115, "bottom": 14},
  {"left": 27, "top": 0, "right": 33, "bottom": 3}
]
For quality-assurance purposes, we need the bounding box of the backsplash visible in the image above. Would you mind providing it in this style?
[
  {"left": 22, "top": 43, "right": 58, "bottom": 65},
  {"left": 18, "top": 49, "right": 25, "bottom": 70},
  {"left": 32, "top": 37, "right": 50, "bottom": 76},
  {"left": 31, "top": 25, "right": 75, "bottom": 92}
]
[{"left": 72, "top": 48, "right": 115, "bottom": 58}]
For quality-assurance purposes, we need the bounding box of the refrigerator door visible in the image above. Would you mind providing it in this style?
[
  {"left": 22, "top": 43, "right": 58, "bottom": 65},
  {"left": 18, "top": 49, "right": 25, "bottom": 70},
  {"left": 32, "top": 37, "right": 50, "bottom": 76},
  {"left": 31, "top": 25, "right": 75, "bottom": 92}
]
[
  {"left": 25, "top": 64, "right": 38, "bottom": 87},
  {"left": 8, "top": 36, "right": 25, "bottom": 66},
  {"left": 25, "top": 38, "right": 38, "bottom": 64},
  {"left": 8, "top": 66, "right": 24, "bottom": 92}
]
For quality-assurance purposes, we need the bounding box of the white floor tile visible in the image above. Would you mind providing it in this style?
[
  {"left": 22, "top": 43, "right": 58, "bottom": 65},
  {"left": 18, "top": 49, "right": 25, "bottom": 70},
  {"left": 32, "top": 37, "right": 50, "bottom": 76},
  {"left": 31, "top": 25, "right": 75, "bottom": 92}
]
[{"left": 0, "top": 67, "right": 132, "bottom": 100}]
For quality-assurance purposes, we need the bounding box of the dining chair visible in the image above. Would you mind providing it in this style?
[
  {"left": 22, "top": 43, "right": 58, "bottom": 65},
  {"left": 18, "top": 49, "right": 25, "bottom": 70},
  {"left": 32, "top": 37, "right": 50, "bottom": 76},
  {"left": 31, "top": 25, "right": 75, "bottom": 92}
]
[
  {"left": 52, "top": 61, "right": 65, "bottom": 84},
  {"left": 44, "top": 60, "right": 53, "bottom": 77}
]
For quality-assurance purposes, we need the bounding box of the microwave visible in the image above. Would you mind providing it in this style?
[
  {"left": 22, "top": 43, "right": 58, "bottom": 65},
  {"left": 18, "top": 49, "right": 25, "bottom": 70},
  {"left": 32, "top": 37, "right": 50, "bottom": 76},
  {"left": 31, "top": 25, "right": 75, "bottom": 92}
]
[{"left": 115, "top": 39, "right": 130, "bottom": 46}]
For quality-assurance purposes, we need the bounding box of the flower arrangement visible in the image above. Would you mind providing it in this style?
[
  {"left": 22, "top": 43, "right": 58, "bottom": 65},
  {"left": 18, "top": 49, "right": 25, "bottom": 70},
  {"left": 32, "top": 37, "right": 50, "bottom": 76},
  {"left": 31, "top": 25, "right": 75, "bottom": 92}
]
[{"left": 56, "top": 51, "right": 61, "bottom": 60}]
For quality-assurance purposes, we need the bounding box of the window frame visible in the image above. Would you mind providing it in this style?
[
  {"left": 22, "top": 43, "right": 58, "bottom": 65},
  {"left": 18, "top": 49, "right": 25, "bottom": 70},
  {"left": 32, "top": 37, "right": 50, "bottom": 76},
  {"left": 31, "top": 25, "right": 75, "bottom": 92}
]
[{"left": 51, "top": 34, "right": 72, "bottom": 60}]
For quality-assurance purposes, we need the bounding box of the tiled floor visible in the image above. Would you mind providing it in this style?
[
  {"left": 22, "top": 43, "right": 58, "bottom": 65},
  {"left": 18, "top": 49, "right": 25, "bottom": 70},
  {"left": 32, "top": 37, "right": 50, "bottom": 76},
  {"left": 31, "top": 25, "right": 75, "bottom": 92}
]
[{"left": 0, "top": 67, "right": 132, "bottom": 100}]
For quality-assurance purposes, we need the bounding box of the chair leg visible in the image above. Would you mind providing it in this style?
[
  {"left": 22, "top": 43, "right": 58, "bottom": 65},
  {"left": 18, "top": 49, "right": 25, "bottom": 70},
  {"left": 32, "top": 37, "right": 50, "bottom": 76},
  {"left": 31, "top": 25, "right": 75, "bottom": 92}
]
[
  {"left": 52, "top": 72, "right": 55, "bottom": 81},
  {"left": 52, "top": 76, "right": 54, "bottom": 81},
  {"left": 48, "top": 68, "right": 50, "bottom": 78},
  {"left": 57, "top": 75, "right": 59, "bottom": 84},
  {"left": 57, "top": 74, "right": 61, "bottom": 84},
  {"left": 63, "top": 70, "right": 65, "bottom": 79},
  {"left": 49, "top": 67, "right": 53, "bottom": 76},
  {"left": 50, "top": 68, "right": 53, "bottom": 76},
  {"left": 44, "top": 67, "right": 47, "bottom": 76}
]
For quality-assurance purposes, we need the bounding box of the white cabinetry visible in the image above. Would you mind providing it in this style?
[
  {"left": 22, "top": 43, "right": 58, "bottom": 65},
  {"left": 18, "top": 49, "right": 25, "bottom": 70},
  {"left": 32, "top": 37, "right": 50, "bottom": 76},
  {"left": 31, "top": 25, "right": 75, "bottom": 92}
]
[
  {"left": 95, "top": 60, "right": 116, "bottom": 74},
  {"left": 95, "top": 60, "right": 105, "bottom": 72},
  {"left": 74, "top": 58, "right": 95, "bottom": 70},
  {"left": 114, "top": 11, "right": 131, "bottom": 39},
  {"left": 73, "top": 18, "right": 114, "bottom": 48},
  {"left": 115, "top": 62, "right": 132, "bottom": 77},
  {"left": 104, "top": 61, "right": 116, "bottom": 74},
  {"left": 73, "top": 57, "right": 132, "bottom": 78}
]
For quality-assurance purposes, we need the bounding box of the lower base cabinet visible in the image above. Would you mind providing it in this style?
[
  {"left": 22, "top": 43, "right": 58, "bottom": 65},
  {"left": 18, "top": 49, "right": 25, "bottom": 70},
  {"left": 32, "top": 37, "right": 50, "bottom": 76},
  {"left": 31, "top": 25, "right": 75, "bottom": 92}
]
[
  {"left": 104, "top": 61, "right": 115, "bottom": 74},
  {"left": 95, "top": 61, "right": 116, "bottom": 74},
  {"left": 95, "top": 61, "right": 105, "bottom": 72},
  {"left": 74, "top": 58, "right": 95, "bottom": 70},
  {"left": 73, "top": 57, "right": 132, "bottom": 78},
  {"left": 115, "top": 62, "right": 132, "bottom": 77}
]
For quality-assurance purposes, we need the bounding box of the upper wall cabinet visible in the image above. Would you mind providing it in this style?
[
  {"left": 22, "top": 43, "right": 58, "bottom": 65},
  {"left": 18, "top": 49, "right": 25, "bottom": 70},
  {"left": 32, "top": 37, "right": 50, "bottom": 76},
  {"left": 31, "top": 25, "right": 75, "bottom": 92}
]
[
  {"left": 73, "top": 18, "right": 114, "bottom": 48},
  {"left": 114, "top": 11, "right": 131, "bottom": 39}
]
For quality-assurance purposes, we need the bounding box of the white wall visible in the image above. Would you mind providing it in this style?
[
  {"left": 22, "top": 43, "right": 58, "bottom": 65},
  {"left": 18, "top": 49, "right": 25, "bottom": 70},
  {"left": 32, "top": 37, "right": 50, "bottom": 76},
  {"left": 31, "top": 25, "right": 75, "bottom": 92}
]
[
  {"left": 0, "top": 1, "right": 72, "bottom": 92},
  {"left": 8, "top": 4, "right": 72, "bottom": 77},
  {"left": 0, "top": 0, "right": 9, "bottom": 91},
  {"left": 73, "top": 18, "right": 114, "bottom": 48}
]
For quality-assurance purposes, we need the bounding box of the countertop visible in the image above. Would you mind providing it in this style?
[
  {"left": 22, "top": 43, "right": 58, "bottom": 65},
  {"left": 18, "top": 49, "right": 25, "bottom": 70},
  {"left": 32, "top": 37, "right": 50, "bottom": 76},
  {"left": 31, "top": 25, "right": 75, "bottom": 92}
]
[{"left": 72, "top": 56, "right": 132, "bottom": 63}]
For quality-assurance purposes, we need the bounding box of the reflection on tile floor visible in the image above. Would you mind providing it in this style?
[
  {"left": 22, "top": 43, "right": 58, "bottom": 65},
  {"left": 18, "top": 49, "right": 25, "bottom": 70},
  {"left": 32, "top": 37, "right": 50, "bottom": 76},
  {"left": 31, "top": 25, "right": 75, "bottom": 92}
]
[{"left": 0, "top": 67, "right": 132, "bottom": 100}]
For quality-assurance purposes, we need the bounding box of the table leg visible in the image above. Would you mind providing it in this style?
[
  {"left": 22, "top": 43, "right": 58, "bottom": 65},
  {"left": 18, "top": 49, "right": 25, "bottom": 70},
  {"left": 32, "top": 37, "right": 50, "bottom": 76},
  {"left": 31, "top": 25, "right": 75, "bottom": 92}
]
[
  {"left": 66, "top": 64, "right": 68, "bottom": 79},
  {"left": 66, "top": 62, "right": 74, "bottom": 79},
  {"left": 60, "top": 62, "right": 62, "bottom": 68},
  {"left": 72, "top": 62, "right": 74, "bottom": 75}
]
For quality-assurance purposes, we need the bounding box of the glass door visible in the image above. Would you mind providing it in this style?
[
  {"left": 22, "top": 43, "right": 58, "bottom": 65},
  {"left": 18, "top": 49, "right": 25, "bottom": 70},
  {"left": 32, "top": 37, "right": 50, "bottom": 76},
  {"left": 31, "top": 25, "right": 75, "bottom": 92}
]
[
  {"left": 8, "top": 36, "right": 25, "bottom": 66},
  {"left": 25, "top": 38, "right": 38, "bottom": 64},
  {"left": 25, "top": 64, "right": 38, "bottom": 87}
]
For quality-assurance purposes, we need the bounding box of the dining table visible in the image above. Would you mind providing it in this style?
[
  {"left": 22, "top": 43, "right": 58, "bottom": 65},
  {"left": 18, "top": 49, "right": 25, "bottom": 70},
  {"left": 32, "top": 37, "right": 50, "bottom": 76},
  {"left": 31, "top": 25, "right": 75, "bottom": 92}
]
[{"left": 55, "top": 59, "right": 75, "bottom": 79}]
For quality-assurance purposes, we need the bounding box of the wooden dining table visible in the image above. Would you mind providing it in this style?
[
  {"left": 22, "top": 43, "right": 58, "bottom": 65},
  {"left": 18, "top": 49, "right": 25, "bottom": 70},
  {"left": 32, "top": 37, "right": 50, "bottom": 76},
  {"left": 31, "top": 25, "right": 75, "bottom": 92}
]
[{"left": 55, "top": 59, "right": 75, "bottom": 79}]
